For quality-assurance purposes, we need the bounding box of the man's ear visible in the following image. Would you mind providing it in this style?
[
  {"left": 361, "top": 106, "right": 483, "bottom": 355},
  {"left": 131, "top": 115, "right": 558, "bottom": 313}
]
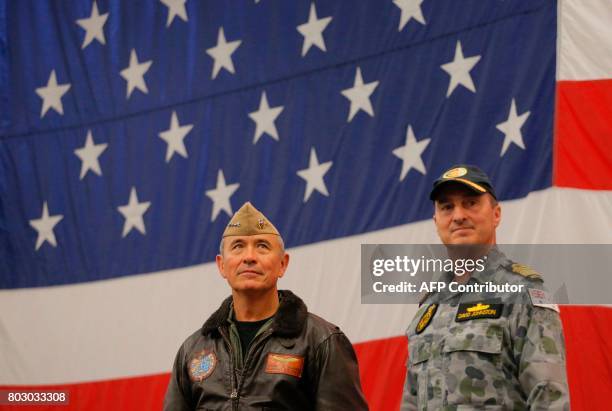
[
  {"left": 278, "top": 253, "right": 290, "bottom": 278},
  {"left": 493, "top": 203, "right": 502, "bottom": 228},
  {"left": 216, "top": 255, "right": 227, "bottom": 279}
]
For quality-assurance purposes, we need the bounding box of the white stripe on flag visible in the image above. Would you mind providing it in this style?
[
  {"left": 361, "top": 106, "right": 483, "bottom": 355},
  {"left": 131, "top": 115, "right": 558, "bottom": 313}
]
[
  {"left": 558, "top": 0, "right": 612, "bottom": 80},
  {"left": 1, "top": 187, "right": 611, "bottom": 384}
]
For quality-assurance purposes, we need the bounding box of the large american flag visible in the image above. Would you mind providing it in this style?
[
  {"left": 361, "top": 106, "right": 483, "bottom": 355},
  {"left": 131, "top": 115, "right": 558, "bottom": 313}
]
[{"left": 1, "top": 0, "right": 611, "bottom": 410}]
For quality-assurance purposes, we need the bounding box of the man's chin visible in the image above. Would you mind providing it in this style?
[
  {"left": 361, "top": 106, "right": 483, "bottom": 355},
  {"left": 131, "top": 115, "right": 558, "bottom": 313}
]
[
  {"left": 232, "top": 282, "right": 274, "bottom": 293},
  {"left": 447, "top": 235, "right": 478, "bottom": 245}
]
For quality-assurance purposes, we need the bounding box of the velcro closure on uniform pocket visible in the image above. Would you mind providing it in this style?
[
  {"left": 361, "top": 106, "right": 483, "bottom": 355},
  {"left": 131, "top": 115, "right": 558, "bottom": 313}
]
[
  {"left": 408, "top": 341, "right": 431, "bottom": 365},
  {"left": 443, "top": 326, "right": 503, "bottom": 354}
]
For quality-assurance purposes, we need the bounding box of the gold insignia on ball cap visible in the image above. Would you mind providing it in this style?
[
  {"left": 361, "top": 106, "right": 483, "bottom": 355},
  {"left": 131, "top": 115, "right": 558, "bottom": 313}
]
[
  {"left": 442, "top": 167, "right": 468, "bottom": 179},
  {"left": 222, "top": 201, "right": 280, "bottom": 238}
]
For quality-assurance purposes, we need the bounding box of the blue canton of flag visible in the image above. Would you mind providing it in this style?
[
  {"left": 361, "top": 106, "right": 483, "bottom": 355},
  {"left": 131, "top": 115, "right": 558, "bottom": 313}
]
[{"left": 0, "top": 0, "right": 555, "bottom": 288}]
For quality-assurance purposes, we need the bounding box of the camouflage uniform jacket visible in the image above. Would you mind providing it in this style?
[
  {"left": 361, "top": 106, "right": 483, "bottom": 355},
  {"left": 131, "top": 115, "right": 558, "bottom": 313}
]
[{"left": 401, "top": 248, "right": 570, "bottom": 410}]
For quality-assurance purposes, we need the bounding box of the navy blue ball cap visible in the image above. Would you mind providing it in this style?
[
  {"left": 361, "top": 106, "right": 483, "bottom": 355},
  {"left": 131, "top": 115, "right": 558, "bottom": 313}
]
[{"left": 430, "top": 164, "right": 496, "bottom": 201}]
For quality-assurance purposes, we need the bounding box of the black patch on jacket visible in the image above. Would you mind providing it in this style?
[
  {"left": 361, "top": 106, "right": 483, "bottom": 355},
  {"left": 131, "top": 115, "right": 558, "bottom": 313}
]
[
  {"left": 201, "top": 290, "right": 308, "bottom": 338},
  {"left": 455, "top": 302, "right": 503, "bottom": 322}
]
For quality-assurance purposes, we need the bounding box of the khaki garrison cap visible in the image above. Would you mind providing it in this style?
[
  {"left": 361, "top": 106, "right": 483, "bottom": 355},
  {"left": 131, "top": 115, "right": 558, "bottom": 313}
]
[{"left": 222, "top": 202, "right": 280, "bottom": 237}]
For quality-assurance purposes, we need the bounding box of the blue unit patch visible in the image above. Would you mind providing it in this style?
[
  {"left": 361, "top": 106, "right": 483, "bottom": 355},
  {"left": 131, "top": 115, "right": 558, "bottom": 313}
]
[{"left": 189, "top": 350, "right": 217, "bottom": 382}]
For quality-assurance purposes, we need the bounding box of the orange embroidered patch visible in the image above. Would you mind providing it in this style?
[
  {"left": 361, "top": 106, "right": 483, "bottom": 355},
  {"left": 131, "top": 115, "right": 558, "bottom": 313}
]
[{"left": 265, "top": 353, "right": 304, "bottom": 378}]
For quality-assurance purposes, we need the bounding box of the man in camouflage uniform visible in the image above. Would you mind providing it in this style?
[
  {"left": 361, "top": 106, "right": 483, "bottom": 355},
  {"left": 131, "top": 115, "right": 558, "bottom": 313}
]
[{"left": 401, "top": 165, "right": 570, "bottom": 410}]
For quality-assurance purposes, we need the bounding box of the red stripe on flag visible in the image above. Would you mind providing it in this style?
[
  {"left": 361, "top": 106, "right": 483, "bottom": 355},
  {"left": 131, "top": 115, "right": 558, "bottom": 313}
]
[
  {"left": 0, "top": 374, "right": 170, "bottom": 411},
  {"left": 554, "top": 80, "right": 612, "bottom": 189},
  {"left": 2, "top": 307, "right": 611, "bottom": 411},
  {"left": 560, "top": 306, "right": 612, "bottom": 411},
  {"left": 354, "top": 335, "right": 408, "bottom": 411}
]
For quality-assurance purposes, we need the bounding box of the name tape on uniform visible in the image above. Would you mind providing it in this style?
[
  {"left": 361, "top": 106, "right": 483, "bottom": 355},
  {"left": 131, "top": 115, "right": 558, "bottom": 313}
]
[{"left": 455, "top": 302, "right": 503, "bottom": 322}]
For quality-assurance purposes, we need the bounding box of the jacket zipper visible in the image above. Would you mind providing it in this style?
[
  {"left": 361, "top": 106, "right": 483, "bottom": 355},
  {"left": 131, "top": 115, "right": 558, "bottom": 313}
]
[
  {"left": 218, "top": 328, "right": 240, "bottom": 411},
  {"left": 235, "top": 328, "right": 275, "bottom": 408},
  {"left": 220, "top": 327, "right": 274, "bottom": 410}
]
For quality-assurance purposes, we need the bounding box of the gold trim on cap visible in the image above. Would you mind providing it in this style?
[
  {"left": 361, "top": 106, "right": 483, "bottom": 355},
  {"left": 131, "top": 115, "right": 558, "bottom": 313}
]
[{"left": 452, "top": 178, "right": 487, "bottom": 193}]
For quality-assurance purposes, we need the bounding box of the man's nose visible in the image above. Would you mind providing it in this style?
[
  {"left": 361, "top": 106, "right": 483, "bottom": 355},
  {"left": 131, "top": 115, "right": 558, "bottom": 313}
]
[
  {"left": 242, "top": 246, "right": 257, "bottom": 264},
  {"left": 451, "top": 205, "right": 467, "bottom": 223}
]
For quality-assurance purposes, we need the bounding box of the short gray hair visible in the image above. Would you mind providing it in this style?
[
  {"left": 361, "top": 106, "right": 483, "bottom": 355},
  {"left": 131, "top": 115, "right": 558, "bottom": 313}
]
[{"left": 219, "top": 235, "right": 285, "bottom": 256}]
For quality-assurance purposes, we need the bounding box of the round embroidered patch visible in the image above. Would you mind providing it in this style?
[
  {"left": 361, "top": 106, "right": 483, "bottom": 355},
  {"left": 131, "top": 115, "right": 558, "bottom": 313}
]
[
  {"left": 442, "top": 167, "right": 468, "bottom": 179},
  {"left": 415, "top": 303, "right": 438, "bottom": 334},
  {"left": 189, "top": 350, "right": 217, "bottom": 382}
]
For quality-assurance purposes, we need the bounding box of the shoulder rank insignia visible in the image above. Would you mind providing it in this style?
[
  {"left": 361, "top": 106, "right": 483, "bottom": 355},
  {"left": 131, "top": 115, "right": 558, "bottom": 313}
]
[
  {"left": 511, "top": 263, "right": 542, "bottom": 280},
  {"left": 189, "top": 350, "right": 217, "bottom": 382},
  {"left": 455, "top": 302, "right": 503, "bottom": 322},
  {"left": 415, "top": 304, "right": 438, "bottom": 334}
]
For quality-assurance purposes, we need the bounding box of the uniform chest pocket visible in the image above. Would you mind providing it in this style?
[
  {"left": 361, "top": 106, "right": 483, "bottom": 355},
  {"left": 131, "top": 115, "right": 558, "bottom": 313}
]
[
  {"left": 442, "top": 324, "right": 503, "bottom": 370},
  {"left": 408, "top": 341, "right": 432, "bottom": 366},
  {"left": 442, "top": 324, "right": 505, "bottom": 407},
  {"left": 442, "top": 330, "right": 503, "bottom": 355}
]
